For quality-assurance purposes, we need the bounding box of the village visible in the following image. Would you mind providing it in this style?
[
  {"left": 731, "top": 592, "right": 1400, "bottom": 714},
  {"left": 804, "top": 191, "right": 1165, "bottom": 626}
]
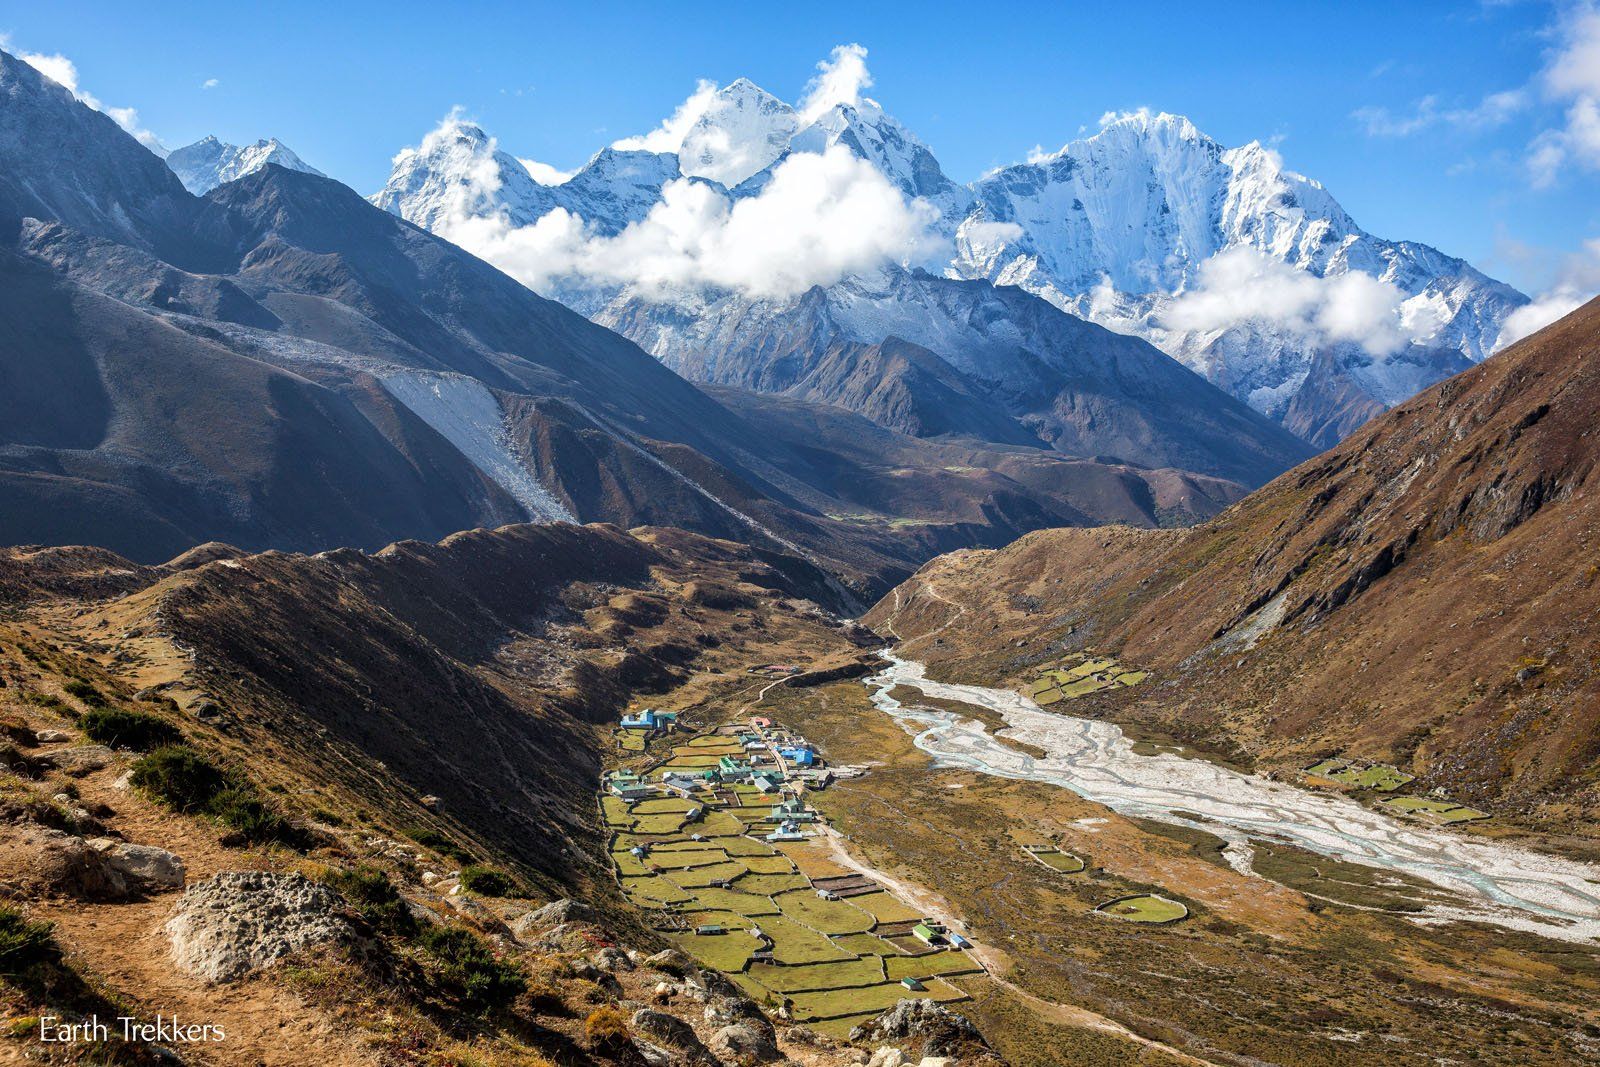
[{"left": 600, "top": 698, "right": 985, "bottom": 1036}]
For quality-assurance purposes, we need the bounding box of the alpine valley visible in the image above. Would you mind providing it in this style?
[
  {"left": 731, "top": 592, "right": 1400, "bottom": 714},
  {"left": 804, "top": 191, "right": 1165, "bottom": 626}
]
[{"left": 1, "top": 29, "right": 1597, "bottom": 1067}]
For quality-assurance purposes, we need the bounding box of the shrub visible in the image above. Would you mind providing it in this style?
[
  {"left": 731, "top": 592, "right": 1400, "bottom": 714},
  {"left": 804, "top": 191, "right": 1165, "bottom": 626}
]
[
  {"left": 129, "top": 746, "right": 227, "bottom": 812},
  {"left": 82, "top": 708, "right": 181, "bottom": 751},
  {"left": 322, "top": 865, "right": 417, "bottom": 937},
  {"left": 211, "top": 787, "right": 293, "bottom": 846},
  {"left": 62, "top": 680, "right": 102, "bottom": 703},
  {"left": 458, "top": 865, "right": 516, "bottom": 897},
  {"left": 416, "top": 926, "right": 525, "bottom": 1014},
  {"left": 584, "top": 1006, "right": 630, "bottom": 1050},
  {"left": 401, "top": 825, "right": 475, "bottom": 864},
  {"left": 522, "top": 976, "right": 564, "bottom": 1013},
  {"left": 0, "top": 908, "right": 56, "bottom": 973},
  {"left": 130, "top": 747, "right": 300, "bottom": 847}
]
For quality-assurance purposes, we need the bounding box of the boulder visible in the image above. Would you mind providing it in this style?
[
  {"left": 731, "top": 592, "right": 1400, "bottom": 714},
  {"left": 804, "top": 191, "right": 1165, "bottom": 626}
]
[
  {"left": 634, "top": 1039, "right": 675, "bottom": 1067},
  {"left": 512, "top": 897, "right": 591, "bottom": 936},
  {"left": 2, "top": 826, "right": 129, "bottom": 899},
  {"left": 850, "top": 999, "right": 987, "bottom": 1058},
  {"left": 34, "top": 729, "right": 70, "bottom": 744},
  {"left": 784, "top": 1025, "right": 822, "bottom": 1046},
  {"left": 593, "top": 946, "right": 634, "bottom": 971},
  {"left": 571, "top": 959, "right": 625, "bottom": 997},
  {"left": 43, "top": 744, "right": 114, "bottom": 774},
  {"left": 868, "top": 1049, "right": 906, "bottom": 1067},
  {"left": 709, "top": 1021, "right": 781, "bottom": 1062},
  {"left": 443, "top": 893, "right": 513, "bottom": 938},
  {"left": 704, "top": 994, "right": 772, "bottom": 1039},
  {"left": 89, "top": 838, "right": 185, "bottom": 888},
  {"left": 645, "top": 947, "right": 697, "bottom": 977},
  {"left": 165, "top": 871, "right": 362, "bottom": 983},
  {"left": 632, "top": 1009, "right": 717, "bottom": 1064}
]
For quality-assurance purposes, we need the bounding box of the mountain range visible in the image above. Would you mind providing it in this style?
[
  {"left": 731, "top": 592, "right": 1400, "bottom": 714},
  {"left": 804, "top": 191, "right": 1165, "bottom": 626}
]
[
  {"left": 369, "top": 78, "right": 1527, "bottom": 450},
  {"left": 0, "top": 47, "right": 1288, "bottom": 596}
]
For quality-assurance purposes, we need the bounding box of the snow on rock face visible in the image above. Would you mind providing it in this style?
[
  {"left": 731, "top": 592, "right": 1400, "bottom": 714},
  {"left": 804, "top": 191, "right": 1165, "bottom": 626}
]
[
  {"left": 678, "top": 78, "right": 797, "bottom": 187},
  {"left": 378, "top": 371, "right": 575, "bottom": 524},
  {"left": 166, "top": 136, "right": 323, "bottom": 195},
  {"left": 954, "top": 110, "right": 1526, "bottom": 416}
]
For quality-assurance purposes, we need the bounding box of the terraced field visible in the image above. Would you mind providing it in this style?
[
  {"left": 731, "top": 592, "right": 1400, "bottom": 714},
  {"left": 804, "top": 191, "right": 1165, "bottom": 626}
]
[
  {"left": 603, "top": 725, "right": 983, "bottom": 1034},
  {"left": 1025, "top": 652, "right": 1147, "bottom": 706},
  {"left": 1304, "top": 757, "right": 1415, "bottom": 792}
]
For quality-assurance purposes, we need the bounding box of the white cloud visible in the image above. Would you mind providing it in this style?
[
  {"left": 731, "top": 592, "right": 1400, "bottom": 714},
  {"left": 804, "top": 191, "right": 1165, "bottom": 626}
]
[
  {"left": 1495, "top": 236, "right": 1600, "bottom": 347},
  {"left": 797, "top": 43, "right": 873, "bottom": 125},
  {"left": 435, "top": 144, "right": 940, "bottom": 301},
  {"left": 611, "top": 79, "right": 719, "bottom": 153},
  {"left": 1098, "top": 107, "right": 1155, "bottom": 128},
  {"left": 15, "top": 46, "right": 163, "bottom": 152},
  {"left": 1166, "top": 247, "right": 1415, "bottom": 357},
  {"left": 202, "top": 77, "right": 219, "bottom": 90},
  {"left": 1526, "top": 7, "right": 1600, "bottom": 185},
  {"left": 1352, "top": 89, "right": 1527, "bottom": 137},
  {"left": 517, "top": 157, "right": 573, "bottom": 185}
]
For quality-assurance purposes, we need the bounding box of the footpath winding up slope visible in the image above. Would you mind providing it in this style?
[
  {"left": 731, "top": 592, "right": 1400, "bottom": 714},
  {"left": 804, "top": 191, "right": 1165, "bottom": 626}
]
[{"left": 866, "top": 299, "right": 1600, "bottom": 829}]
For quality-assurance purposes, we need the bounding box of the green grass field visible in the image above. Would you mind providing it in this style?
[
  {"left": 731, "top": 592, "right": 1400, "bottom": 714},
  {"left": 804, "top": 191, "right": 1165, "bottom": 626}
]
[
  {"left": 1026, "top": 653, "right": 1146, "bottom": 705},
  {"left": 773, "top": 889, "right": 877, "bottom": 934},
  {"left": 849, "top": 891, "right": 927, "bottom": 923},
  {"left": 749, "top": 956, "right": 887, "bottom": 992},
  {"left": 1026, "top": 847, "right": 1086, "bottom": 873},
  {"left": 1096, "top": 894, "right": 1188, "bottom": 924},
  {"left": 606, "top": 723, "right": 982, "bottom": 1020},
  {"left": 1381, "top": 796, "right": 1489, "bottom": 822},
  {"left": 1305, "top": 758, "right": 1415, "bottom": 792}
]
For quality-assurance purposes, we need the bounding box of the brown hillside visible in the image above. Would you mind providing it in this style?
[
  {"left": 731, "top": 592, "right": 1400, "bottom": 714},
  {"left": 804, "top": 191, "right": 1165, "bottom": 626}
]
[{"left": 866, "top": 298, "right": 1600, "bottom": 829}]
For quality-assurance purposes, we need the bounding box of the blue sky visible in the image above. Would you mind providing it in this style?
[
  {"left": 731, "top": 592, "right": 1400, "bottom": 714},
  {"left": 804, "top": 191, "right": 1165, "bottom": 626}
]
[{"left": 3, "top": 0, "right": 1598, "bottom": 295}]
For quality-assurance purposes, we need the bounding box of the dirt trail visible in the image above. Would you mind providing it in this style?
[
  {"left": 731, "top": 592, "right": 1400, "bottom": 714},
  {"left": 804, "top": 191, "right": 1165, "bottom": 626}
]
[
  {"left": 29, "top": 750, "right": 381, "bottom": 1066},
  {"left": 881, "top": 577, "right": 967, "bottom": 652}
]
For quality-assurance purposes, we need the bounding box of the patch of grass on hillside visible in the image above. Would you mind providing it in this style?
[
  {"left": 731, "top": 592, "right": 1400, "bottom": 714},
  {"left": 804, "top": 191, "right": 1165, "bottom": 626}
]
[
  {"left": 129, "top": 746, "right": 227, "bottom": 812},
  {"left": 400, "top": 825, "right": 476, "bottom": 864},
  {"left": 0, "top": 907, "right": 56, "bottom": 973},
  {"left": 82, "top": 708, "right": 181, "bottom": 751},
  {"left": 62, "top": 679, "right": 103, "bottom": 703},
  {"left": 129, "top": 746, "right": 301, "bottom": 847}
]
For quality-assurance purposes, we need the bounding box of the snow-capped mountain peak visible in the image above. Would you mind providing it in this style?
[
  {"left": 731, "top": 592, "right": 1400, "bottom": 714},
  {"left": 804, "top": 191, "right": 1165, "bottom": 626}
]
[
  {"left": 165, "top": 135, "right": 322, "bottom": 195},
  {"left": 678, "top": 78, "right": 797, "bottom": 187},
  {"left": 370, "top": 114, "right": 563, "bottom": 230},
  {"left": 789, "top": 97, "right": 971, "bottom": 224}
]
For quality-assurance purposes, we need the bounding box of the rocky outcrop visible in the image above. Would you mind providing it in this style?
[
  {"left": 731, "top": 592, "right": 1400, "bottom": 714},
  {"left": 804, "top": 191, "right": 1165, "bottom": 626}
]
[
  {"left": 0, "top": 826, "right": 183, "bottom": 900},
  {"left": 850, "top": 999, "right": 988, "bottom": 1058},
  {"left": 632, "top": 1009, "right": 717, "bottom": 1065},
  {"left": 165, "top": 872, "right": 363, "bottom": 983},
  {"left": 510, "top": 897, "right": 591, "bottom": 938}
]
